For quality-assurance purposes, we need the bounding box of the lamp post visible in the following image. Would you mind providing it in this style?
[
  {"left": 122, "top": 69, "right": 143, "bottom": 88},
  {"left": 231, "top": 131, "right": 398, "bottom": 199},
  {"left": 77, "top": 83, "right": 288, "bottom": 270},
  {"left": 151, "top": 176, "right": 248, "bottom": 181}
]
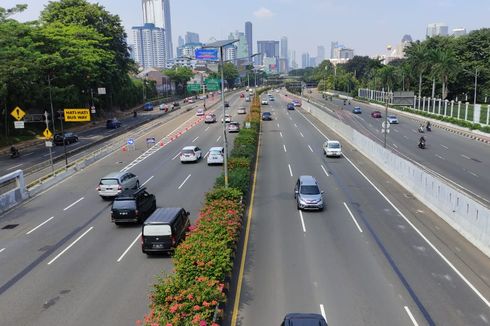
[
  {"left": 47, "top": 74, "right": 57, "bottom": 135},
  {"left": 203, "top": 39, "right": 239, "bottom": 188}
]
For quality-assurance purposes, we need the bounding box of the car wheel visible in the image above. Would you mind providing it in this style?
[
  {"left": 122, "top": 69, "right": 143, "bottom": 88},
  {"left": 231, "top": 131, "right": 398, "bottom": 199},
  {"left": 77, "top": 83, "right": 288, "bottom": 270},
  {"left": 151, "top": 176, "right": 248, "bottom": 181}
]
[{"left": 135, "top": 181, "right": 140, "bottom": 189}]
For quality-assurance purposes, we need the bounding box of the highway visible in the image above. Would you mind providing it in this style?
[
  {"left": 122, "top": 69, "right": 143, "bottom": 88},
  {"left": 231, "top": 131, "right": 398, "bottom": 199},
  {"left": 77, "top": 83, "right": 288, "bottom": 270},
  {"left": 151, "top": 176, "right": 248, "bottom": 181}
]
[
  {"left": 306, "top": 90, "right": 490, "bottom": 207},
  {"left": 0, "top": 92, "right": 245, "bottom": 325},
  {"left": 233, "top": 92, "right": 490, "bottom": 325}
]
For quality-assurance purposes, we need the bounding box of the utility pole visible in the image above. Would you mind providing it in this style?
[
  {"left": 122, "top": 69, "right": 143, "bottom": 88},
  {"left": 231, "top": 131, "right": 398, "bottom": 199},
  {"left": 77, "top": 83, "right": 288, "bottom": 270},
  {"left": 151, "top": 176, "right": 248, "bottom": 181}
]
[
  {"left": 47, "top": 74, "right": 57, "bottom": 135},
  {"left": 58, "top": 110, "right": 68, "bottom": 168},
  {"left": 44, "top": 111, "right": 54, "bottom": 172}
]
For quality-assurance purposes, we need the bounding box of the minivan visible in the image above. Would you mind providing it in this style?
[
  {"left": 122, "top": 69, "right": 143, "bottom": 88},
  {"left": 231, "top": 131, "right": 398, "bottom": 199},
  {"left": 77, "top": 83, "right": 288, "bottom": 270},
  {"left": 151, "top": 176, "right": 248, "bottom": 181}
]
[
  {"left": 111, "top": 188, "right": 156, "bottom": 225},
  {"left": 294, "top": 175, "right": 324, "bottom": 210},
  {"left": 97, "top": 172, "right": 139, "bottom": 199},
  {"left": 142, "top": 208, "right": 190, "bottom": 255}
]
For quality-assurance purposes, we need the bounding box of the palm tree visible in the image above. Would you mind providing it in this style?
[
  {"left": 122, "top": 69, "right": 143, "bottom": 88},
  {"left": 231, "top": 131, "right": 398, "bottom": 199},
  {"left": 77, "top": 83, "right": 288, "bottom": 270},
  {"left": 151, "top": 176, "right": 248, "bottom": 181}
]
[
  {"left": 433, "top": 48, "right": 458, "bottom": 99},
  {"left": 405, "top": 41, "right": 428, "bottom": 97}
]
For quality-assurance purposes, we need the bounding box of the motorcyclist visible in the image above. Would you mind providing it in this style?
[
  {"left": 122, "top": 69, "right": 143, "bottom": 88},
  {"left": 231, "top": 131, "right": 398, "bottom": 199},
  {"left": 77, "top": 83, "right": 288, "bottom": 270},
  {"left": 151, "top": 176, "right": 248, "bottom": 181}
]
[
  {"left": 10, "top": 146, "right": 19, "bottom": 157},
  {"left": 419, "top": 136, "right": 426, "bottom": 148},
  {"left": 426, "top": 121, "right": 432, "bottom": 131},
  {"left": 418, "top": 124, "right": 425, "bottom": 133}
]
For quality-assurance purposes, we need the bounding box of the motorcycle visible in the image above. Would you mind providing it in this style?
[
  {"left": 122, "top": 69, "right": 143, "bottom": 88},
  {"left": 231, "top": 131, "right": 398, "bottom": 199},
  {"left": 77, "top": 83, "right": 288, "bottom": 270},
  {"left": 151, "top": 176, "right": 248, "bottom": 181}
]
[
  {"left": 426, "top": 125, "right": 432, "bottom": 132},
  {"left": 418, "top": 137, "right": 426, "bottom": 149},
  {"left": 10, "top": 149, "right": 20, "bottom": 159},
  {"left": 418, "top": 126, "right": 425, "bottom": 133}
]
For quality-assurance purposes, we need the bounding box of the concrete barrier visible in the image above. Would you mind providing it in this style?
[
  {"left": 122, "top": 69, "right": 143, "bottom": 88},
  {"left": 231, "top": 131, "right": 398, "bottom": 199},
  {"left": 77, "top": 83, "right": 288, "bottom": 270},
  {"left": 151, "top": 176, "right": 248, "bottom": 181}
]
[
  {"left": 0, "top": 170, "right": 29, "bottom": 214},
  {"left": 303, "top": 101, "right": 490, "bottom": 256}
]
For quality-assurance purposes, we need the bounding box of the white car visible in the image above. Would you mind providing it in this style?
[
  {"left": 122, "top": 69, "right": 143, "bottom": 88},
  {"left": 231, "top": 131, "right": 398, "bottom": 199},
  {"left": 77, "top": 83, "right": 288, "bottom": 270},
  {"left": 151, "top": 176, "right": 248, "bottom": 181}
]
[
  {"left": 261, "top": 99, "right": 269, "bottom": 105},
  {"left": 207, "top": 147, "right": 224, "bottom": 165},
  {"left": 237, "top": 107, "right": 246, "bottom": 114},
  {"left": 180, "top": 146, "right": 202, "bottom": 163},
  {"left": 222, "top": 114, "right": 232, "bottom": 123},
  {"left": 187, "top": 99, "right": 194, "bottom": 104},
  {"left": 196, "top": 108, "right": 205, "bottom": 116},
  {"left": 227, "top": 121, "right": 240, "bottom": 133},
  {"left": 387, "top": 115, "right": 399, "bottom": 124},
  {"left": 323, "top": 140, "right": 342, "bottom": 157},
  {"left": 205, "top": 113, "right": 217, "bottom": 123}
]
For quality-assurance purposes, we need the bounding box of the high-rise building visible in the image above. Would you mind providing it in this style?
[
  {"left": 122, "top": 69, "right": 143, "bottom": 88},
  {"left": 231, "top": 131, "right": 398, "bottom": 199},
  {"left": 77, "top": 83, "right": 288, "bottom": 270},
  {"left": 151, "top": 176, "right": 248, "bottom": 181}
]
[
  {"left": 280, "top": 36, "right": 288, "bottom": 59},
  {"left": 257, "top": 40, "right": 280, "bottom": 65},
  {"left": 224, "top": 45, "right": 237, "bottom": 61},
  {"left": 132, "top": 23, "right": 166, "bottom": 68},
  {"left": 235, "top": 32, "right": 248, "bottom": 60},
  {"left": 185, "top": 32, "right": 200, "bottom": 44},
  {"left": 182, "top": 42, "right": 202, "bottom": 59},
  {"left": 317, "top": 45, "right": 325, "bottom": 63},
  {"left": 301, "top": 52, "right": 310, "bottom": 68},
  {"left": 279, "top": 58, "right": 289, "bottom": 74},
  {"left": 338, "top": 48, "right": 354, "bottom": 59},
  {"left": 141, "top": 0, "right": 173, "bottom": 60},
  {"left": 330, "top": 41, "right": 338, "bottom": 59},
  {"left": 162, "top": 0, "right": 173, "bottom": 60},
  {"left": 427, "top": 23, "right": 449, "bottom": 37},
  {"left": 309, "top": 57, "right": 316, "bottom": 68},
  {"left": 178, "top": 35, "right": 184, "bottom": 47},
  {"left": 453, "top": 28, "right": 467, "bottom": 37},
  {"left": 245, "top": 21, "right": 253, "bottom": 58}
]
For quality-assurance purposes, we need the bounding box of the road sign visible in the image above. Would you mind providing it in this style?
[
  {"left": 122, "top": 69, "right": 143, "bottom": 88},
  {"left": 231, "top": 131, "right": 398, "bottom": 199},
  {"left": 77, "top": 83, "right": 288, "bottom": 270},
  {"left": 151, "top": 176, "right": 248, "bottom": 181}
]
[
  {"left": 14, "top": 121, "right": 25, "bottom": 129},
  {"left": 205, "top": 78, "right": 220, "bottom": 91},
  {"left": 195, "top": 48, "right": 218, "bottom": 61},
  {"left": 45, "top": 141, "right": 53, "bottom": 147},
  {"left": 97, "top": 87, "right": 106, "bottom": 95},
  {"left": 91, "top": 106, "right": 96, "bottom": 113},
  {"left": 127, "top": 138, "right": 134, "bottom": 145},
  {"left": 64, "top": 108, "right": 91, "bottom": 122},
  {"left": 186, "top": 83, "right": 201, "bottom": 92},
  {"left": 10, "top": 106, "right": 26, "bottom": 121},
  {"left": 43, "top": 128, "right": 53, "bottom": 139}
]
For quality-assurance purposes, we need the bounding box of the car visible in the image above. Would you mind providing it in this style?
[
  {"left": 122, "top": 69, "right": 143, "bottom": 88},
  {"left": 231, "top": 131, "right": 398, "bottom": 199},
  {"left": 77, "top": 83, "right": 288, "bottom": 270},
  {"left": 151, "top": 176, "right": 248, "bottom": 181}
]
[
  {"left": 172, "top": 102, "right": 180, "bottom": 108},
  {"left": 224, "top": 101, "right": 230, "bottom": 108},
  {"left": 261, "top": 99, "right": 269, "bottom": 105},
  {"left": 287, "top": 103, "right": 295, "bottom": 110},
  {"left": 222, "top": 113, "right": 232, "bottom": 123},
  {"left": 281, "top": 313, "right": 328, "bottom": 326},
  {"left": 227, "top": 121, "right": 240, "bottom": 133},
  {"left": 180, "top": 146, "right": 202, "bottom": 163},
  {"left": 387, "top": 115, "right": 399, "bottom": 124},
  {"left": 196, "top": 108, "right": 205, "bottom": 116},
  {"left": 53, "top": 132, "right": 78, "bottom": 145},
  {"left": 97, "top": 172, "right": 139, "bottom": 199},
  {"left": 352, "top": 106, "right": 362, "bottom": 114},
  {"left": 245, "top": 96, "right": 251, "bottom": 102},
  {"left": 292, "top": 99, "right": 301, "bottom": 107},
  {"left": 187, "top": 98, "right": 194, "bottom": 104},
  {"left": 111, "top": 187, "right": 156, "bottom": 225},
  {"left": 269, "top": 96, "right": 275, "bottom": 101},
  {"left": 143, "top": 102, "right": 154, "bottom": 111},
  {"left": 240, "top": 93, "right": 245, "bottom": 98},
  {"left": 204, "top": 113, "right": 217, "bottom": 123},
  {"left": 237, "top": 107, "right": 246, "bottom": 114},
  {"left": 294, "top": 175, "right": 324, "bottom": 211},
  {"left": 275, "top": 89, "right": 279, "bottom": 93},
  {"left": 207, "top": 146, "right": 224, "bottom": 165},
  {"left": 371, "top": 111, "right": 382, "bottom": 118},
  {"left": 106, "top": 118, "right": 121, "bottom": 129},
  {"left": 262, "top": 112, "right": 272, "bottom": 121},
  {"left": 323, "top": 140, "right": 342, "bottom": 157},
  {"left": 159, "top": 103, "right": 169, "bottom": 111}
]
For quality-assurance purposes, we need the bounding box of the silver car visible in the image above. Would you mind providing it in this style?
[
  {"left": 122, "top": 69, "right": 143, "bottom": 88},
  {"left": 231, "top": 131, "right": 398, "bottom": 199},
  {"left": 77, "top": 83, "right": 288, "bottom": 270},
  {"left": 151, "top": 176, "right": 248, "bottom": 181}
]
[
  {"left": 97, "top": 172, "right": 139, "bottom": 199},
  {"left": 294, "top": 175, "right": 324, "bottom": 210}
]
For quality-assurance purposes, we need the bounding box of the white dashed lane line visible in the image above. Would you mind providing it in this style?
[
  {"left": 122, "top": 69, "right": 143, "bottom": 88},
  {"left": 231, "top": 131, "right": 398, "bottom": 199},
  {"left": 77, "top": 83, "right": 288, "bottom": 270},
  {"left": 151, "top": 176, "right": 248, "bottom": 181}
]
[
  {"left": 172, "top": 152, "right": 180, "bottom": 160},
  {"left": 298, "top": 210, "right": 306, "bottom": 233},
  {"left": 404, "top": 306, "right": 419, "bottom": 326},
  {"left": 47, "top": 227, "right": 94, "bottom": 265},
  {"left": 0, "top": 248, "right": 5, "bottom": 253},
  {"left": 283, "top": 145, "right": 287, "bottom": 153},
  {"left": 435, "top": 154, "right": 446, "bottom": 160},
  {"left": 321, "top": 165, "right": 329, "bottom": 176},
  {"left": 280, "top": 132, "right": 283, "bottom": 138},
  {"left": 308, "top": 145, "right": 314, "bottom": 152},
  {"left": 178, "top": 174, "right": 191, "bottom": 190},
  {"left": 6, "top": 164, "right": 23, "bottom": 171},
  {"left": 461, "top": 154, "right": 471, "bottom": 160},
  {"left": 116, "top": 232, "right": 141, "bottom": 262},
  {"left": 192, "top": 136, "right": 199, "bottom": 143},
  {"left": 299, "top": 131, "right": 304, "bottom": 137},
  {"left": 217, "top": 136, "right": 221, "bottom": 142},
  {"left": 288, "top": 164, "right": 293, "bottom": 177},
  {"left": 141, "top": 176, "right": 154, "bottom": 187},
  {"left": 26, "top": 216, "right": 55, "bottom": 235},
  {"left": 440, "top": 144, "right": 449, "bottom": 150},
  {"left": 63, "top": 197, "right": 84, "bottom": 211}
]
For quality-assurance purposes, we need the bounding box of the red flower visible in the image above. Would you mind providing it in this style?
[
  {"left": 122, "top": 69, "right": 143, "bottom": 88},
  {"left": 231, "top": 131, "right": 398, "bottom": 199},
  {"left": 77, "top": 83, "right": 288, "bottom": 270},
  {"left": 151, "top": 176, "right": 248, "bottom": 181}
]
[
  {"left": 187, "top": 294, "right": 194, "bottom": 300},
  {"left": 169, "top": 304, "right": 179, "bottom": 313},
  {"left": 193, "top": 305, "right": 201, "bottom": 311}
]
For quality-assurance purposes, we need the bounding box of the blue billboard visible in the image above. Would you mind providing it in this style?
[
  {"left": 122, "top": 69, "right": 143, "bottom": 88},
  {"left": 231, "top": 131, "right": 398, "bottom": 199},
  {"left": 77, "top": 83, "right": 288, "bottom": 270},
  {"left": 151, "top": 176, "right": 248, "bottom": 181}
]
[{"left": 195, "top": 48, "right": 219, "bottom": 61}]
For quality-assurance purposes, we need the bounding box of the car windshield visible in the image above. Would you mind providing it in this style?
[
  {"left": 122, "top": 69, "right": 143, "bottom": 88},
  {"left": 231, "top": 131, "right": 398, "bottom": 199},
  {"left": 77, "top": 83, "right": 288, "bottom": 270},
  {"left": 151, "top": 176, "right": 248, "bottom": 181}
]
[
  {"left": 100, "top": 178, "right": 119, "bottom": 185},
  {"left": 388, "top": 115, "right": 396, "bottom": 119},
  {"left": 300, "top": 185, "right": 320, "bottom": 195},
  {"left": 112, "top": 200, "right": 136, "bottom": 210},
  {"left": 210, "top": 150, "right": 222, "bottom": 155},
  {"left": 182, "top": 149, "right": 195, "bottom": 155},
  {"left": 328, "top": 143, "right": 340, "bottom": 149}
]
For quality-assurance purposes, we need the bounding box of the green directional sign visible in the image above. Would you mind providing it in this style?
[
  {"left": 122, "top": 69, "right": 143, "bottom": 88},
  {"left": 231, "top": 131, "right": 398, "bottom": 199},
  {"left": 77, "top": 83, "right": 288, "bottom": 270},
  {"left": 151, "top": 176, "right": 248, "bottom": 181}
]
[
  {"left": 205, "top": 78, "right": 220, "bottom": 91},
  {"left": 186, "top": 83, "right": 201, "bottom": 92}
]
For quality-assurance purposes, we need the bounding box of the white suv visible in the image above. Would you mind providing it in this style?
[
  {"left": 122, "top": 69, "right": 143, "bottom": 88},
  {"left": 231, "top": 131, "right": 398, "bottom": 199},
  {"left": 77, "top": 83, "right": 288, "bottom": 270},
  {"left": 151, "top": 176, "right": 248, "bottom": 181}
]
[
  {"left": 323, "top": 140, "right": 342, "bottom": 157},
  {"left": 180, "top": 146, "right": 202, "bottom": 163},
  {"left": 97, "top": 172, "right": 139, "bottom": 199},
  {"left": 207, "top": 147, "right": 224, "bottom": 165}
]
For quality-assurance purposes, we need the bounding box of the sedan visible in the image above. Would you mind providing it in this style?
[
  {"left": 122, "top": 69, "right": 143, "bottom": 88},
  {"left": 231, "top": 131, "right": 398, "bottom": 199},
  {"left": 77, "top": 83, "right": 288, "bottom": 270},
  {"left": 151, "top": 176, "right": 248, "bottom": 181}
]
[
  {"left": 371, "top": 111, "right": 382, "bottom": 118},
  {"left": 262, "top": 112, "right": 272, "bottom": 121},
  {"left": 227, "top": 121, "right": 240, "bottom": 133},
  {"left": 261, "top": 99, "right": 269, "bottom": 105},
  {"left": 205, "top": 113, "right": 217, "bottom": 123},
  {"left": 222, "top": 114, "right": 232, "bottom": 123},
  {"left": 387, "top": 115, "right": 399, "bottom": 124},
  {"left": 237, "top": 107, "right": 246, "bottom": 114},
  {"left": 196, "top": 108, "right": 205, "bottom": 116},
  {"left": 54, "top": 132, "right": 79, "bottom": 145},
  {"left": 352, "top": 107, "right": 362, "bottom": 114},
  {"left": 180, "top": 146, "right": 202, "bottom": 163}
]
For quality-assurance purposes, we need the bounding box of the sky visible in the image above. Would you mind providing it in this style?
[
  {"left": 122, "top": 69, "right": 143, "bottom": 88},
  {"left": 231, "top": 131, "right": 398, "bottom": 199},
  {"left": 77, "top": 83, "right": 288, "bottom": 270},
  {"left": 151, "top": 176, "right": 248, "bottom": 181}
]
[{"left": 4, "top": 0, "right": 490, "bottom": 60}]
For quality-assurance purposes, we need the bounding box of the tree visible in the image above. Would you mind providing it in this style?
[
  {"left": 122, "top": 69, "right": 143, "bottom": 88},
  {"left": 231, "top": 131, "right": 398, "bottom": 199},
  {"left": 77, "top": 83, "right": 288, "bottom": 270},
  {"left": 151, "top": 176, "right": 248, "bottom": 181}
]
[
  {"left": 164, "top": 67, "right": 194, "bottom": 94},
  {"left": 405, "top": 41, "right": 429, "bottom": 97},
  {"left": 222, "top": 62, "right": 239, "bottom": 88},
  {"left": 0, "top": 4, "right": 27, "bottom": 22},
  {"left": 432, "top": 48, "right": 458, "bottom": 99}
]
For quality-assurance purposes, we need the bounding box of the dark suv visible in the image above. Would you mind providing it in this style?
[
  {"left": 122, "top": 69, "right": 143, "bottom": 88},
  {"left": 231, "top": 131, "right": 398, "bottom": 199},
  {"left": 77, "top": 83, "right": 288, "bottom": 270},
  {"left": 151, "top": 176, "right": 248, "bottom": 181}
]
[
  {"left": 111, "top": 187, "right": 156, "bottom": 225},
  {"left": 53, "top": 132, "right": 78, "bottom": 145}
]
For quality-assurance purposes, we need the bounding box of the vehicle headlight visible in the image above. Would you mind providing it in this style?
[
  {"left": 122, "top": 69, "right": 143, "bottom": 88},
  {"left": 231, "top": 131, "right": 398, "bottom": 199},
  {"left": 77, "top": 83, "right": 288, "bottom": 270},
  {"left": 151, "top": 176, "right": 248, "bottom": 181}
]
[{"left": 298, "top": 197, "right": 306, "bottom": 204}]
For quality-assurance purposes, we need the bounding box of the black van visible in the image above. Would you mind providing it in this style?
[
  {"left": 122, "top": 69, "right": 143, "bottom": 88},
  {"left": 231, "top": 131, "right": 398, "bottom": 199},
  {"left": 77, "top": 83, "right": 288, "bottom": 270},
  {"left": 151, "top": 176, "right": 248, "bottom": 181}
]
[
  {"left": 111, "top": 188, "right": 156, "bottom": 225},
  {"left": 141, "top": 208, "right": 190, "bottom": 255}
]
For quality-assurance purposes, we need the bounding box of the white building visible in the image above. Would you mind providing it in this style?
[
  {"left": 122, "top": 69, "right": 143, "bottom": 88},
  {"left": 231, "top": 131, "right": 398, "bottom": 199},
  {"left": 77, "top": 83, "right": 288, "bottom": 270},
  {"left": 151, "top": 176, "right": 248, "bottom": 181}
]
[
  {"left": 141, "top": 0, "right": 173, "bottom": 60},
  {"left": 427, "top": 23, "right": 449, "bottom": 37},
  {"left": 225, "top": 45, "right": 237, "bottom": 61},
  {"left": 453, "top": 28, "right": 467, "bottom": 37},
  {"left": 132, "top": 23, "right": 166, "bottom": 68}
]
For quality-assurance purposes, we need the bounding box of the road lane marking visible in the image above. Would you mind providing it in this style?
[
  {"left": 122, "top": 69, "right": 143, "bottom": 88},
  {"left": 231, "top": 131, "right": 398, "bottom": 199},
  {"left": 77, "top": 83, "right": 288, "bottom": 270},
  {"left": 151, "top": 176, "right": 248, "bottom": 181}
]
[
  {"left": 393, "top": 144, "right": 398, "bottom": 149},
  {"left": 26, "top": 216, "right": 55, "bottom": 235},
  {"left": 468, "top": 171, "right": 478, "bottom": 177},
  {"left": 0, "top": 248, "right": 5, "bottom": 253},
  {"left": 308, "top": 145, "right": 314, "bottom": 152},
  {"left": 435, "top": 154, "right": 445, "bottom": 160},
  {"left": 404, "top": 135, "right": 409, "bottom": 139},
  {"left": 288, "top": 164, "right": 293, "bottom": 177},
  {"left": 141, "top": 176, "right": 154, "bottom": 187},
  {"left": 277, "top": 123, "right": 280, "bottom": 128},
  {"left": 6, "top": 164, "right": 23, "bottom": 171},
  {"left": 280, "top": 132, "right": 283, "bottom": 138},
  {"left": 320, "top": 304, "right": 327, "bottom": 323},
  {"left": 299, "top": 210, "right": 306, "bottom": 232},
  {"left": 63, "top": 197, "right": 84, "bottom": 211},
  {"left": 294, "top": 123, "right": 298, "bottom": 128},
  {"left": 441, "top": 145, "right": 448, "bottom": 149},
  {"left": 22, "top": 152, "right": 34, "bottom": 157},
  {"left": 394, "top": 129, "right": 399, "bottom": 133},
  {"left": 192, "top": 136, "right": 199, "bottom": 143},
  {"left": 178, "top": 174, "right": 191, "bottom": 189},
  {"left": 404, "top": 306, "right": 419, "bottom": 326},
  {"left": 47, "top": 227, "right": 93, "bottom": 265},
  {"left": 204, "top": 126, "right": 210, "bottom": 131},
  {"left": 172, "top": 152, "right": 181, "bottom": 160},
  {"left": 117, "top": 232, "right": 142, "bottom": 262},
  {"left": 461, "top": 154, "right": 471, "bottom": 160},
  {"left": 321, "top": 165, "right": 329, "bottom": 176},
  {"left": 283, "top": 144, "right": 287, "bottom": 153},
  {"left": 299, "top": 131, "right": 304, "bottom": 137},
  {"left": 343, "top": 202, "right": 363, "bottom": 233},
  {"left": 289, "top": 116, "right": 292, "bottom": 120},
  {"left": 217, "top": 136, "right": 221, "bottom": 142}
]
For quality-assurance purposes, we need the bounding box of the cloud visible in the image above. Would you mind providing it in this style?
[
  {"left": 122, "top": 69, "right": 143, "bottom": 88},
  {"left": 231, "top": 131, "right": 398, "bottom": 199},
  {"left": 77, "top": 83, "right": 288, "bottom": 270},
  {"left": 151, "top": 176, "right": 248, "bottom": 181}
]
[{"left": 253, "top": 7, "right": 275, "bottom": 18}]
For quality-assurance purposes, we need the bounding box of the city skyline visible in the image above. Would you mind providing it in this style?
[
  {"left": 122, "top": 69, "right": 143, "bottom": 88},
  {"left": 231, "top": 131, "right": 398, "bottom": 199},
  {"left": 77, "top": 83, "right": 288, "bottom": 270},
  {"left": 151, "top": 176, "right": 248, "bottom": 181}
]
[{"left": 4, "top": 0, "right": 490, "bottom": 57}]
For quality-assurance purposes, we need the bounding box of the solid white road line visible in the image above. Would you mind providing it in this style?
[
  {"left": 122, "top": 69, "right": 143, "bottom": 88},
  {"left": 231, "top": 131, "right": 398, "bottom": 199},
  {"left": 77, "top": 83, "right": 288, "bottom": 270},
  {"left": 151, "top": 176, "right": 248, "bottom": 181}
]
[
  {"left": 141, "top": 176, "right": 154, "bottom": 187},
  {"left": 117, "top": 232, "right": 142, "bottom": 262},
  {"left": 277, "top": 123, "right": 280, "bottom": 128},
  {"left": 308, "top": 145, "right": 314, "bottom": 152},
  {"left": 26, "top": 216, "right": 55, "bottom": 235},
  {"left": 192, "top": 136, "right": 199, "bottom": 143},
  {"left": 283, "top": 144, "right": 287, "bottom": 153},
  {"left": 0, "top": 248, "right": 5, "bottom": 253},
  {"left": 47, "top": 227, "right": 93, "bottom": 265},
  {"left": 217, "top": 136, "right": 221, "bottom": 142},
  {"left": 172, "top": 152, "right": 181, "bottom": 160},
  {"left": 461, "top": 154, "right": 471, "bottom": 160},
  {"left": 435, "top": 154, "right": 446, "bottom": 160},
  {"left": 178, "top": 174, "right": 191, "bottom": 189},
  {"left": 321, "top": 165, "right": 329, "bottom": 176},
  {"left": 299, "top": 131, "right": 304, "bottom": 137},
  {"left": 280, "top": 132, "right": 283, "bottom": 138},
  {"left": 6, "top": 164, "right": 23, "bottom": 171},
  {"left": 299, "top": 210, "right": 306, "bottom": 233},
  {"left": 63, "top": 197, "right": 84, "bottom": 211},
  {"left": 320, "top": 304, "right": 327, "bottom": 323},
  {"left": 441, "top": 144, "right": 449, "bottom": 150},
  {"left": 393, "top": 144, "right": 398, "bottom": 149},
  {"left": 404, "top": 306, "right": 419, "bottom": 326},
  {"left": 343, "top": 202, "right": 363, "bottom": 233},
  {"left": 288, "top": 164, "right": 293, "bottom": 177}
]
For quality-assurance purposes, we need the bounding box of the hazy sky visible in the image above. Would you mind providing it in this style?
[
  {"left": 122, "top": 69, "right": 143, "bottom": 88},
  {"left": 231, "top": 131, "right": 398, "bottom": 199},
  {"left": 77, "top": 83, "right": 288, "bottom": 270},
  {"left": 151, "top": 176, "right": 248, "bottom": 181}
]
[{"left": 4, "top": 0, "right": 490, "bottom": 59}]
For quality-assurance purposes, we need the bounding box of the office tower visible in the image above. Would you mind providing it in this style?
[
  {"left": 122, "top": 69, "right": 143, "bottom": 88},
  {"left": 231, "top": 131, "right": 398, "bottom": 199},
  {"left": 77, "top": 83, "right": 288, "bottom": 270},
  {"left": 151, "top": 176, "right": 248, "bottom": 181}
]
[
  {"left": 162, "top": 0, "right": 173, "bottom": 60},
  {"left": 245, "top": 21, "right": 253, "bottom": 58},
  {"left": 280, "top": 36, "right": 288, "bottom": 59},
  {"left": 236, "top": 32, "right": 248, "bottom": 59},
  {"left": 427, "top": 23, "right": 449, "bottom": 37},
  {"left": 142, "top": 0, "right": 173, "bottom": 60},
  {"left": 185, "top": 32, "right": 200, "bottom": 44},
  {"left": 317, "top": 45, "right": 325, "bottom": 62},
  {"left": 132, "top": 23, "right": 166, "bottom": 68},
  {"left": 225, "top": 45, "right": 237, "bottom": 61},
  {"left": 256, "top": 40, "right": 280, "bottom": 65},
  {"left": 338, "top": 48, "right": 354, "bottom": 59},
  {"left": 330, "top": 41, "right": 338, "bottom": 58},
  {"left": 178, "top": 35, "right": 184, "bottom": 47},
  {"left": 279, "top": 58, "right": 289, "bottom": 74},
  {"left": 309, "top": 57, "right": 316, "bottom": 67},
  {"left": 453, "top": 28, "right": 467, "bottom": 37},
  {"left": 301, "top": 52, "right": 310, "bottom": 68}
]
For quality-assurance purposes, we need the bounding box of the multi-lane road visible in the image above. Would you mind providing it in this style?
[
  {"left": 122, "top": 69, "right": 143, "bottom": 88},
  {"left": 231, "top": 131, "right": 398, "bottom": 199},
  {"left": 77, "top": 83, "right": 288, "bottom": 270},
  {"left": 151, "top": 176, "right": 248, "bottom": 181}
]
[
  {"left": 232, "top": 91, "right": 490, "bottom": 325},
  {"left": 0, "top": 93, "right": 244, "bottom": 325}
]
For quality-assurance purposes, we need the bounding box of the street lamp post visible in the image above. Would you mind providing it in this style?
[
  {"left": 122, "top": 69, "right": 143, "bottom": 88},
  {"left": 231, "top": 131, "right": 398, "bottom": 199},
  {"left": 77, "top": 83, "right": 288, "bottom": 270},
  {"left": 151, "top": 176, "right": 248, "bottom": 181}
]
[{"left": 47, "top": 74, "right": 57, "bottom": 135}]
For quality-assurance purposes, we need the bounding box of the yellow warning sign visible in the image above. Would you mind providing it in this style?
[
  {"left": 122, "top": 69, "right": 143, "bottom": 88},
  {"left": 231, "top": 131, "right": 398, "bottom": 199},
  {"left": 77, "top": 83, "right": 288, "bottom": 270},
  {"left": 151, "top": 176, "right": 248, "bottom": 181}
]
[
  {"left": 64, "top": 108, "right": 91, "bottom": 122},
  {"left": 43, "top": 128, "right": 53, "bottom": 139},
  {"left": 10, "top": 106, "right": 26, "bottom": 121}
]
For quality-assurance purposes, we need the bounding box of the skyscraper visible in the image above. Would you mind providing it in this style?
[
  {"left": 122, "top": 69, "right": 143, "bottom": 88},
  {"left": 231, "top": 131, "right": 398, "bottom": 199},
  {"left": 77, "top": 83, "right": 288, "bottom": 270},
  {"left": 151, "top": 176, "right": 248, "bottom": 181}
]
[
  {"left": 185, "top": 32, "right": 200, "bottom": 44},
  {"left": 141, "top": 0, "right": 173, "bottom": 60},
  {"left": 452, "top": 28, "right": 467, "bottom": 37},
  {"left": 280, "top": 36, "right": 288, "bottom": 59},
  {"left": 427, "top": 23, "right": 449, "bottom": 37},
  {"left": 162, "top": 0, "right": 173, "bottom": 60},
  {"left": 132, "top": 23, "right": 166, "bottom": 68},
  {"left": 257, "top": 40, "right": 280, "bottom": 65},
  {"left": 245, "top": 21, "right": 253, "bottom": 59},
  {"left": 317, "top": 45, "right": 325, "bottom": 63},
  {"left": 301, "top": 52, "right": 310, "bottom": 68}
]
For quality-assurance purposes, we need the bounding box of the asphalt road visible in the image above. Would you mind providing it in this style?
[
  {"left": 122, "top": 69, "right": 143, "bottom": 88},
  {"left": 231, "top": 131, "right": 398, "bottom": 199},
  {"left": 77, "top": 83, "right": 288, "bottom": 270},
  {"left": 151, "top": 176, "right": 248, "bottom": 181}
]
[
  {"left": 305, "top": 90, "right": 490, "bottom": 207},
  {"left": 233, "top": 92, "right": 490, "bottom": 325},
  {"left": 0, "top": 92, "right": 246, "bottom": 325}
]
